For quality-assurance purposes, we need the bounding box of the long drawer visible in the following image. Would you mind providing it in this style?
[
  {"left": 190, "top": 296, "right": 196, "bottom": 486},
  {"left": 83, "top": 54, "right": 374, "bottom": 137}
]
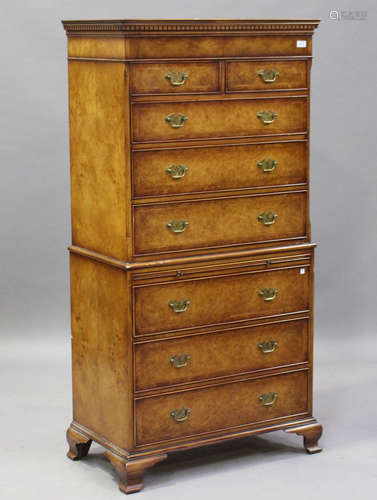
[
  {"left": 133, "top": 263, "right": 310, "bottom": 336},
  {"left": 126, "top": 35, "right": 312, "bottom": 60},
  {"left": 135, "top": 370, "right": 309, "bottom": 445},
  {"left": 132, "top": 141, "right": 307, "bottom": 198},
  {"left": 135, "top": 318, "right": 308, "bottom": 391},
  {"left": 133, "top": 191, "right": 307, "bottom": 255},
  {"left": 132, "top": 97, "right": 307, "bottom": 143}
]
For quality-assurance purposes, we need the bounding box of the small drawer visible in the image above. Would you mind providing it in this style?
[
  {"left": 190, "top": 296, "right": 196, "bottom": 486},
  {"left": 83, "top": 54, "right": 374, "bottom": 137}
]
[
  {"left": 135, "top": 318, "right": 308, "bottom": 391},
  {"left": 133, "top": 262, "right": 310, "bottom": 336},
  {"left": 226, "top": 60, "right": 308, "bottom": 92},
  {"left": 131, "top": 62, "right": 220, "bottom": 95},
  {"left": 132, "top": 97, "right": 307, "bottom": 143},
  {"left": 132, "top": 141, "right": 307, "bottom": 198},
  {"left": 135, "top": 370, "right": 309, "bottom": 445},
  {"left": 133, "top": 191, "right": 307, "bottom": 256}
]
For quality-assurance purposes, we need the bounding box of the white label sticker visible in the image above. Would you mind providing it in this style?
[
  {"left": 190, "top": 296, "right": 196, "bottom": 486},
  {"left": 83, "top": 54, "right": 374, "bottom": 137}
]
[
  {"left": 300, "top": 268, "right": 306, "bottom": 274},
  {"left": 296, "top": 40, "right": 307, "bottom": 48}
]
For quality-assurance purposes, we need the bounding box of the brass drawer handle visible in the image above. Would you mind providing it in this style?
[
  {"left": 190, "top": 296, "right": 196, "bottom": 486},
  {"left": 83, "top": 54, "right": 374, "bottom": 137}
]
[
  {"left": 170, "top": 407, "right": 191, "bottom": 422},
  {"left": 165, "top": 113, "right": 187, "bottom": 128},
  {"left": 258, "top": 288, "right": 279, "bottom": 301},
  {"left": 169, "top": 299, "right": 190, "bottom": 313},
  {"left": 257, "top": 158, "right": 278, "bottom": 173},
  {"left": 258, "top": 340, "right": 278, "bottom": 354},
  {"left": 257, "top": 110, "right": 278, "bottom": 125},
  {"left": 170, "top": 353, "right": 191, "bottom": 368},
  {"left": 258, "top": 212, "right": 278, "bottom": 225},
  {"left": 166, "top": 164, "right": 189, "bottom": 179},
  {"left": 165, "top": 71, "right": 189, "bottom": 86},
  {"left": 258, "top": 69, "right": 280, "bottom": 83},
  {"left": 258, "top": 392, "right": 278, "bottom": 406},
  {"left": 167, "top": 219, "right": 189, "bottom": 233}
]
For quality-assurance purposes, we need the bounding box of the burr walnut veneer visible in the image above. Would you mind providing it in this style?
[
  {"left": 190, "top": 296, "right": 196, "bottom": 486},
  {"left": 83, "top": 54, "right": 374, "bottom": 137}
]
[{"left": 63, "top": 19, "right": 322, "bottom": 494}]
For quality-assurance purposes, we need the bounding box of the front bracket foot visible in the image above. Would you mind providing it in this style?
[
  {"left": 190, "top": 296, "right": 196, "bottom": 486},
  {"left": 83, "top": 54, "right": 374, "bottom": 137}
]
[
  {"left": 105, "top": 451, "right": 168, "bottom": 494},
  {"left": 285, "top": 422, "right": 323, "bottom": 454},
  {"left": 66, "top": 426, "right": 92, "bottom": 461}
]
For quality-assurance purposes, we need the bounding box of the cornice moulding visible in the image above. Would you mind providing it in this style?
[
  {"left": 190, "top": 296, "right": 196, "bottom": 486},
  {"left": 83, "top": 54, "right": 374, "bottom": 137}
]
[{"left": 62, "top": 19, "right": 320, "bottom": 36}]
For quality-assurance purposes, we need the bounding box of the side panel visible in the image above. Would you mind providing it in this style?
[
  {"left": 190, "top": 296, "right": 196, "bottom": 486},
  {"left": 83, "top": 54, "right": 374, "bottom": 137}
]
[
  {"left": 70, "top": 254, "right": 133, "bottom": 450},
  {"left": 68, "top": 59, "right": 131, "bottom": 260}
]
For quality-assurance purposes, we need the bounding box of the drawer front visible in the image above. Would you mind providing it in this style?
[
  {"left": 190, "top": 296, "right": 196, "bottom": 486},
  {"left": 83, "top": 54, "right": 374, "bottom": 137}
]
[
  {"left": 134, "top": 192, "right": 307, "bottom": 255},
  {"left": 131, "top": 62, "right": 220, "bottom": 95},
  {"left": 226, "top": 60, "right": 307, "bottom": 92},
  {"left": 135, "top": 319, "right": 308, "bottom": 391},
  {"left": 133, "top": 141, "right": 307, "bottom": 198},
  {"left": 135, "top": 370, "right": 309, "bottom": 445},
  {"left": 134, "top": 265, "right": 310, "bottom": 336},
  {"left": 132, "top": 97, "right": 307, "bottom": 143},
  {"left": 127, "top": 35, "right": 312, "bottom": 60}
]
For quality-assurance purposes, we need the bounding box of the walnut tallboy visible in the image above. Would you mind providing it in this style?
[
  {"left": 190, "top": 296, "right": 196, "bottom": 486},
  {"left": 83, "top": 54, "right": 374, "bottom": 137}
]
[{"left": 62, "top": 19, "right": 322, "bottom": 494}]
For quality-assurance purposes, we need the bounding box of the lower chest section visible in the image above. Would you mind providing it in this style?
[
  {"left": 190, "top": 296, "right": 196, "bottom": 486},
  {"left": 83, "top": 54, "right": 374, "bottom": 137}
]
[{"left": 130, "top": 247, "right": 314, "bottom": 448}]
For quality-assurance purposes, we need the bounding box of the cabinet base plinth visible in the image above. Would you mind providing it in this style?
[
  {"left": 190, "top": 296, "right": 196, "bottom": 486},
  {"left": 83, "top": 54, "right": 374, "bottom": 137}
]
[{"left": 65, "top": 419, "right": 323, "bottom": 493}]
